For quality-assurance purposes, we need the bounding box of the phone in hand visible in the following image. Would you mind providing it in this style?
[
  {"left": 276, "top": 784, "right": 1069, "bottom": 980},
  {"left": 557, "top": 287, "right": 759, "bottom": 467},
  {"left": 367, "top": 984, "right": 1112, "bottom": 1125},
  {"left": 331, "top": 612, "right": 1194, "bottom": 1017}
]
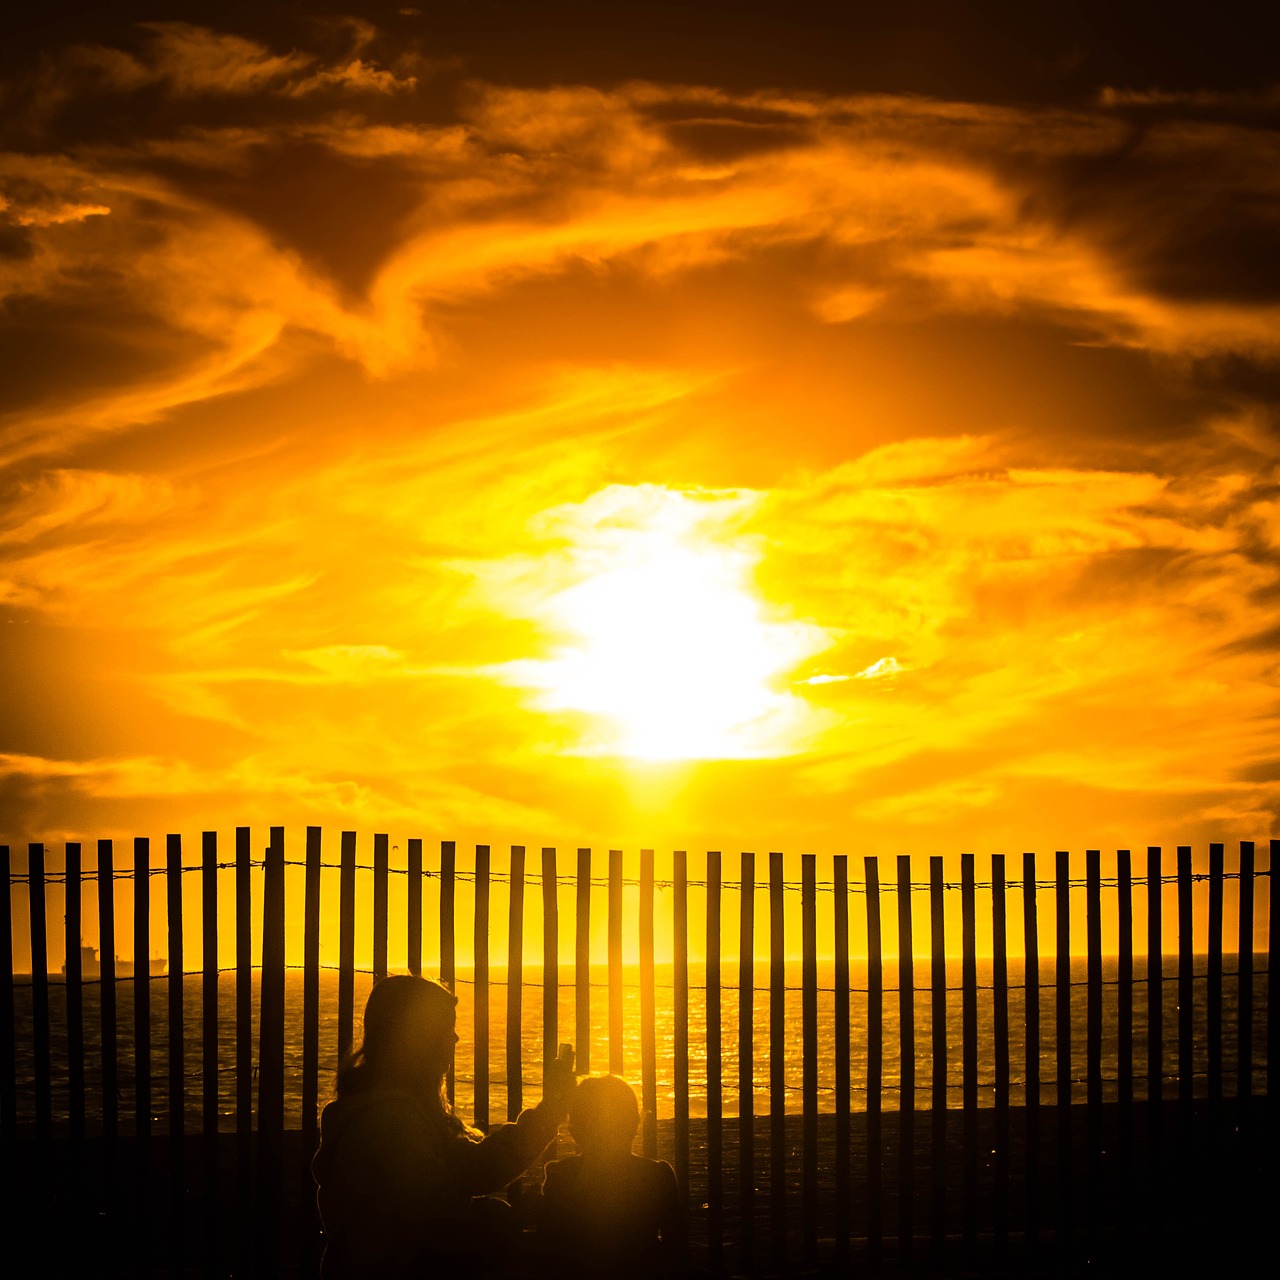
[{"left": 557, "top": 1042, "right": 575, "bottom": 1073}]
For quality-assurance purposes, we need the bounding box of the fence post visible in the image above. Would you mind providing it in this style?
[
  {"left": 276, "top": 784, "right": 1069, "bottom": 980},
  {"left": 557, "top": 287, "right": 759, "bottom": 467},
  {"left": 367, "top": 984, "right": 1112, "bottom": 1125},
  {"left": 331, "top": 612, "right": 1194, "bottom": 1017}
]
[
  {"left": 961, "top": 852, "right": 977, "bottom": 1265},
  {"left": 440, "top": 841, "right": 456, "bottom": 1105},
  {"left": 608, "top": 850, "right": 623, "bottom": 1077},
  {"left": 474, "top": 846, "right": 491, "bottom": 1131},
  {"left": 235, "top": 827, "right": 252, "bottom": 1276},
  {"left": 739, "top": 850, "right": 756, "bottom": 1273},
  {"left": 802, "top": 853, "right": 818, "bottom": 1269},
  {"left": 575, "top": 850, "right": 591, "bottom": 1078},
  {"left": 832, "top": 854, "right": 849, "bottom": 1270},
  {"left": 991, "top": 854, "right": 1008, "bottom": 1262},
  {"left": 1023, "top": 851, "right": 1040, "bottom": 1259},
  {"left": 897, "top": 854, "right": 915, "bottom": 1266},
  {"left": 769, "top": 851, "right": 786, "bottom": 1273},
  {"left": 201, "top": 832, "right": 219, "bottom": 1275},
  {"left": 506, "top": 846, "right": 525, "bottom": 1121},
  {"left": 338, "top": 832, "right": 356, "bottom": 1068},
  {"left": 542, "top": 848, "right": 558, "bottom": 1095},
  {"left": 706, "top": 850, "right": 723, "bottom": 1269},
  {"left": 1268, "top": 841, "right": 1279, "bottom": 1117},
  {"left": 407, "top": 838, "right": 422, "bottom": 979},
  {"left": 1176, "top": 845, "right": 1193, "bottom": 1157},
  {"left": 66, "top": 842, "right": 85, "bottom": 1154},
  {"left": 1207, "top": 842, "right": 1224, "bottom": 1144},
  {"left": 640, "top": 850, "right": 657, "bottom": 1161},
  {"left": 929, "top": 855, "right": 946, "bottom": 1267},
  {"left": 373, "top": 834, "right": 389, "bottom": 982},
  {"left": 865, "top": 856, "right": 883, "bottom": 1269},
  {"left": 1116, "top": 850, "right": 1133, "bottom": 1188},
  {"left": 167, "top": 833, "right": 185, "bottom": 1270},
  {"left": 1054, "top": 850, "right": 1071, "bottom": 1252},
  {"left": 97, "top": 837, "right": 119, "bottom": 1238},
  {"left": 1145, "top": 846, "right": 1163, "bottom": 1216},
  {"left": 133, "top": 835, "right": 152, "bottom": 1274},
  {"left": 28, "top": 844, "right": 51, "bottom": 1141},
  {"left": 0, "top": 845, "right": 12, "bottom": 1215},
  {"left": 256, "top": 827, "right": 286, "bottom": 1271},
  {"left": 302, "top": 826, "right": 323, "bottom": 1279},
  {"left": 673, "top": 851, "right": 689, "bottom": 1199},
  {"left": 1236, "top": 842, "right": 1254, "bottom": 1104},
  {"left": 1086, "top": 849, "right": 1102, "bottom": 1247}
]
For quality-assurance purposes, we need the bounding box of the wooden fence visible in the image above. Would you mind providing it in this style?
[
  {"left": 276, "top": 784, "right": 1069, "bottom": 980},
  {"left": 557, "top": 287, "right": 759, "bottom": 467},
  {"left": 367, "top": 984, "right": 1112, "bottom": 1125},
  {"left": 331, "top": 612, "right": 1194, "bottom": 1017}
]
[{"left": 1, "top": 833, "right": 1275, "bottom": 1277}]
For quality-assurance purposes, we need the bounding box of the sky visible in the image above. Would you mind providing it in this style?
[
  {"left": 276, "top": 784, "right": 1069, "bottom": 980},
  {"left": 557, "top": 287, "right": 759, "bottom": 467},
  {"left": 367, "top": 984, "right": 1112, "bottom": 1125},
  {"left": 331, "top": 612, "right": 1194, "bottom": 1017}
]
[{"left": 2, "top": 1, "right": 1278, "bottom": 875}]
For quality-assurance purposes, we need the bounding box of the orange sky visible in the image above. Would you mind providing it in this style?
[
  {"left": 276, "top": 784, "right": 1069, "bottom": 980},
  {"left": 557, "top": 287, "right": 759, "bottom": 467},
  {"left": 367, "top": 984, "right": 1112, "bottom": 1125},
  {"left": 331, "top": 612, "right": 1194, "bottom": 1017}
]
[{"left": 2, "top": 5, "right": 1278, "bottom": 874}]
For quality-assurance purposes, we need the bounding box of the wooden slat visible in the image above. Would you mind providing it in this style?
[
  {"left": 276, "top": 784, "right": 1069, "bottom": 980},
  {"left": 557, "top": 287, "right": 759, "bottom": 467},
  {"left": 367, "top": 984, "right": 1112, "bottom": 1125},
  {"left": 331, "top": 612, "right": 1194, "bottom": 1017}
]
[
  {"left": 66, "top": 842, "right": 85, "bottom": 1150},
  {"left": 440, "top": 841, "right": 456, "bottom": 1105},
  {"left": 338, "top": 832, "right": 357, "bottom": 1067},
  {"left": 672, "top": 851, "right": 689, "bottom": 1197},
  {"left": 97, "top": 839, "right": 118, "bottom": 1256},
  {"left": 608, "top": 849, "right": 623, "bottom": 1076},
  {"left": 961, "top": 852, "right": 977, "bottom": 1264},
  {"left": 542, "top": 848, "right": 558, "bottom": 1093},
  {"left": 991, "top": 854, "right": 1009, "bottom": 1261},
  {"left": 739, "top": 850, "right": 756, "bottom": 1272},
  {"left": 235, "top": 827, "right": 252, "bottom": 1273},
  {"left": 1236, "top": 841, "right": 1254, "bottom": 1101},
  {"left": 833, "top": 855, "right": 850, "bottom": 1269},
  {"left": 167, "top": 833, "right": 185, "bottom": 1267},
  {"left": 769, "top": 850, "right": 786, "bottom": 1273},
  {"left": 1116, "top": 850, "right": 1133, "bottom": 1182},
  {"left": 1268, "top": 840, "right": 1279, "bottom": 1106},
  {"left": 801, "top": 853, "right": 818, "bottom": 1269},
  {"left": 897, "top": 854, "right": 915, "bottom": 1265},
  {"left": 256, "top": 827, "right": 287, "bottom": 1270},
  {"left": 1023, "top": 851, "right": 1040, "bottom": 1256},
  {"left": 640, "top": 850, "right": 657, "bottom": 1160},
  {"left": 133, "top": 834, "right": 151, "bottom": 1263},
  {"left": 1207, "top": 842, "right": 1224, "bottom": 1138},
  {"left": 706, "top": 850, "right": 723, "bottom": 1267},
  {"left": 1176, "top": 844, "right": 1193, "bottom": 1153},
  {"left": 64, "top": 839, "right": 84, "bottom": 1162},
  {"left": 201, "top": 831, "right": 219, "bottom": 1276},
  {"left": 1085, "top": 849, "right": 1102, "bottom": 1245},
  {"left": 373, "top": 833, "right": 389, "bottom": 982},
  {"left": 575, "top": 849, "right": 591, "bottom": 1077},
  {"left": 302, "top": 826, "right": 322, "bottom": 1279},
  {"left": 474, "top": 846, "right": 491, "bottom": 1130},
  {"left": 0, "top": 846, "right": 13, "bottom": 1148},
  {"left": 301, "top": 827, "right": 321, "bottom": 1141},
  {"left": 506, "top": 846, "right": 525, "bottom": 1121},
  {"left": 1055, "top": 849, "right": 1071, "bottom": 1250},
  {"left": 929, "top": 855, "right": 946, "bottom": 1265},
  {"left": 29, "top": 843, "right": 51, "bottom": 1140},
  {"left": 864, "top": 856, "right": 883, "bottom": 1268},
  {"left": 1146, "top": 847, "right": 1163, "bottom": 1173},
  {"left": 407, "top": 838, "right": 422, "bottom": 978}
]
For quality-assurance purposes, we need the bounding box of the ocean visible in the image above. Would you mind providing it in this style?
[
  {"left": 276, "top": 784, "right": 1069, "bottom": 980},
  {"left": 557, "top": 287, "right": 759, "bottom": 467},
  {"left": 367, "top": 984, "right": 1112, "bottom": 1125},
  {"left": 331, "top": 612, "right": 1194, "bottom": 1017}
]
[{"left": 7, "top": 957, "right": 1267, "bottom": 1130}]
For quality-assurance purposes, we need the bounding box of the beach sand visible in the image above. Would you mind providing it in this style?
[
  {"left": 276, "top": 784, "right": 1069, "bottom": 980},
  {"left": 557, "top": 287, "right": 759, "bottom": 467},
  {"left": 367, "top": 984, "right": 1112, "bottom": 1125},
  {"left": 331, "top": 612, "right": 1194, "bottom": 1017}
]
[{"left": 5, "top": 1097, "right": 1271, "bottom": 1277}]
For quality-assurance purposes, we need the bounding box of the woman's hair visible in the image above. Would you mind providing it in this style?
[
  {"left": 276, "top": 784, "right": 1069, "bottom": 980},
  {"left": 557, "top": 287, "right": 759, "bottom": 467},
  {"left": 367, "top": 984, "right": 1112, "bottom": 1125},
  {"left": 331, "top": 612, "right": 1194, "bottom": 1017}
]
[
  {"left": 336, "top": 975, "right": 478, "bottom": 1137},
  {"left": 568, "top": 1074, "right": 640, "bottom": 1151}
]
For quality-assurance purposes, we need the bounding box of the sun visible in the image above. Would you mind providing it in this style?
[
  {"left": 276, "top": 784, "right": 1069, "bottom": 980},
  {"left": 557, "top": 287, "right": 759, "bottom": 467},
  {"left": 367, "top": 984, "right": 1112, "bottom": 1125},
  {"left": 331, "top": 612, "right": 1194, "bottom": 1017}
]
[{"left": 514, "top": 486, "right": 830, "bottom": 760}]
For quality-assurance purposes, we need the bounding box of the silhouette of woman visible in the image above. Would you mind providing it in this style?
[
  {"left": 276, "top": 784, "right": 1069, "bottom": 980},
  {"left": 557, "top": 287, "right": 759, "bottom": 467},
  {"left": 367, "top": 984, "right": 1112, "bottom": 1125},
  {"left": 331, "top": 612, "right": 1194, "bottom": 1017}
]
[{"left": 312, "top": 975, "right": 573, "bottom": 1280}]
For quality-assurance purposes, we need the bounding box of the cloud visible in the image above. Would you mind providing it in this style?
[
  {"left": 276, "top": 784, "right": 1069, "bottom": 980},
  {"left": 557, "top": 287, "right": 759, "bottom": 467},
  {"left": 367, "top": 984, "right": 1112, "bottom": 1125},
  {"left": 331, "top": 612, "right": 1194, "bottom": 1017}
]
[{"left": 0, "top": 24, "right": 1277, "bottom": 849}]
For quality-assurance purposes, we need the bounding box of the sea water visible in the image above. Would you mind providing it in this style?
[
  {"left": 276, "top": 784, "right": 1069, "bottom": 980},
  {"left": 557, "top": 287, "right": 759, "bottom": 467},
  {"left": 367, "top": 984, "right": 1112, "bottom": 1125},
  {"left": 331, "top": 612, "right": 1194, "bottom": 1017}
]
[{"left": 7, "top": 957, "right": 1269, "bottom": 1131}]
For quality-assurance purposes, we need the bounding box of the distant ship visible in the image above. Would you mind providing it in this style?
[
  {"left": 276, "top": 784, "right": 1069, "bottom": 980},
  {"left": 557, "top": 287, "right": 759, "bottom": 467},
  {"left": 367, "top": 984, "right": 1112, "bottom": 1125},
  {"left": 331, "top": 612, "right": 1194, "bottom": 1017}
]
[{"left": 61, "top": 943, "right": 167, "bottom": 978}]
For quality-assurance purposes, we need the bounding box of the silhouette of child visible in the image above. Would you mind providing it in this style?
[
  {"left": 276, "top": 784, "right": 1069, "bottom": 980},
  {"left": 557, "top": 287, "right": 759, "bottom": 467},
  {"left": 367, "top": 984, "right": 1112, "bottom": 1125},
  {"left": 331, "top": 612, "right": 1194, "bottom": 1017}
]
[
  {"left": 312, "top": 975, "right": 574, "bottom": 1280},
  {"left": 539, "top": 1074, "right": 688, "bottom": 1278}
]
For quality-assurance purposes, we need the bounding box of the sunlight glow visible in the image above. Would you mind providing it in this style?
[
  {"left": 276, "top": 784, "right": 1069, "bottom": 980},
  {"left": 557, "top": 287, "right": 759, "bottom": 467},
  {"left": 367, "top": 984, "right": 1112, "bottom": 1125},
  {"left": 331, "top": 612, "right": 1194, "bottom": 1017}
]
[{"left": 516, "top": 487, "right": 830, "bottom": 760}]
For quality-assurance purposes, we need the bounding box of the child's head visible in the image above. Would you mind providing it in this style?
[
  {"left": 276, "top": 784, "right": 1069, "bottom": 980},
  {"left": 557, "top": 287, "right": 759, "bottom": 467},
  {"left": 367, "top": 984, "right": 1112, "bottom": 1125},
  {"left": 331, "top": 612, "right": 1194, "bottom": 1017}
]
[{"left": 568, "top": 1074, "right": 640, "bottom": 1154}]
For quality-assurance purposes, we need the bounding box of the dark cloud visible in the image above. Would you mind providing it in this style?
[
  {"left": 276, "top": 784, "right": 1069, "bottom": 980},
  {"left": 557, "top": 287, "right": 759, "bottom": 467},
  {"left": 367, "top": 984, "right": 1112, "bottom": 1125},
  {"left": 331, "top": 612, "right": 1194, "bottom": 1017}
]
[{"left": 148, "top": 140, "right": 427, "bottom": 299}]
